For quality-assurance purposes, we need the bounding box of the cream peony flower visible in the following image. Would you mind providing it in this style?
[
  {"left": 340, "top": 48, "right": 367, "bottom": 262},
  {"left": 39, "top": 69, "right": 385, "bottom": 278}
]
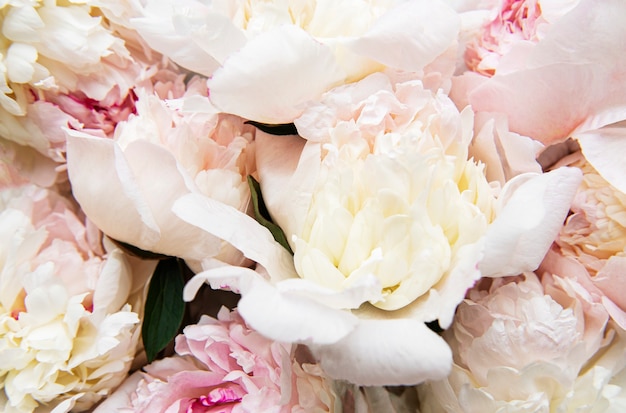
[
  {"left": 0, "top": 0, "right": 141, "bottom": 162},
  {"left": 418, "top": 272, "right": 626, "bottom": 413},
  {"left": 173, "top": 71, "right": 581, "bottom": 385},
  {"left": 66, "top": 80, "right": 257, "bottom": 264},
  {"left": 121, "top": 0, "right": 461, "bottom": 123},
  {"left": 0, "top": 185, "right": 152, "bottom": 413}
]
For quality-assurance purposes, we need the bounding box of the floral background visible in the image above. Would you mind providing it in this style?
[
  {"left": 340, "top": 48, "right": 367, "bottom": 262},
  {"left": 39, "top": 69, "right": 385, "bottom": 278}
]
[{"left": 1, "top": 0, "right": 626, "bottom": 412}]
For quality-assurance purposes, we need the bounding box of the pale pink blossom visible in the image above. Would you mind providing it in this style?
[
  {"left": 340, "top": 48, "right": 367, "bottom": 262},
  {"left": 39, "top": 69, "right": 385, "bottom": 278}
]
[
  {"left": 454, "top": 0, "right": 626, "bottom": 193},
  {"left": 66, "top": 81, "right": 257, "bottom": 264},
  {"left": 419, "top": 272, "right": 626, "bottom": 412},
  {"left": 464, "top": 0, "right": 579, "bottom": 76},
  {"left": 539, "top": 157, "right": 626, "bottom": 328},
  {"left": 0, "top": 185, "right": 154, "bottom": 413}
]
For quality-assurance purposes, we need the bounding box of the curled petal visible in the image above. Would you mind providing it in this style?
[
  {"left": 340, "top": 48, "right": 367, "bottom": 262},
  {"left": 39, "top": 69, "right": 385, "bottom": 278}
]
[
  {"left": 480, "top": 167, "right": 583, "bottom": 277},
  {"left": 172, "top": 193, "right": 295, "bottom": 282}
]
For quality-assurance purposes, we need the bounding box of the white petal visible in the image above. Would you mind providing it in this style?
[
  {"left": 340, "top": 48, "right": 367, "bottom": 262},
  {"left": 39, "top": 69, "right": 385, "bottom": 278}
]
[
  {"left": 66, "top": 131, "right": 161, "bottom": 249},
  {"left": 347, "top": 0, "right": 460, "bottom": 72},
  {"left": 172, "top": 193, "right": 295, "bottom": 282},
  {"left": 480, "top": 167, "right": 583, "bottom": 277},
  {"left": 208, "top": 25, "right": 346, "bottom": 123},
  {"left": 92, "top": 371, "right": 143, "bottom": 413},
  {"left": 237, "top": 277, "right": 358, "bottom": 345},
  {"left": 312, "top": 318, "right": 452, "bottom": 386}
]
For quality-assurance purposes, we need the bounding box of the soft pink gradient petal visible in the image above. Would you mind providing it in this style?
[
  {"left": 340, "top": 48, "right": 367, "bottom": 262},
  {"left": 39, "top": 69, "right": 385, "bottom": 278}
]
[
  {"left": 208, "top": 25, "right": 346, "bottom": 123},
  {"left": 480, "top": 167, "right": 582, "bottom": 277},
  {"left": 312, "top": 318, "right": 452, "bottom": 386}
]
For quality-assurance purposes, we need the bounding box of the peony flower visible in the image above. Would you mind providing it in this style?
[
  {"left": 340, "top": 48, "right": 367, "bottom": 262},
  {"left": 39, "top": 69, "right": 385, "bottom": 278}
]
[
  {"left": 66, "top": 80, "right": 257, "bottom": 264},
  {"left": 454, "top": 0, "right": 626, "bottom": 193},
  {"left": 93, "top": 307, "right": 339, "bottom": 413},
  {"left": 418, "top": 272, "right": 626, "bottom": 412},
  {"left": 0, "top": 184, "right": 154, "bottom": 413},
  {"left": 464, "top": 0, "right": 579, "bottom": 76},
  {"left": 173, "top": 71, "right": 581, "bottom": 385},
  {"left": 539, "top": 156, "right": 626, "bottom": 328},
  {"left": 0, "top": 1, "right": 142, "bottom": 163},
  {"left": 121, "top": 0, "right": 461, "bottom": 123}
]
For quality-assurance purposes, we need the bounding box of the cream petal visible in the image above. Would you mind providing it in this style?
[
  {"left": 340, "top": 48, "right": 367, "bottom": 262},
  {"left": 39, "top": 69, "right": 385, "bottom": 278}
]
[
  {"left": 237, "top": 277, "right": 359, "bottom": 345},
  {"left": 347, "top": 0, "right": 460, "bottom": 72},
  {"left": 92, "top": 248, "right": 131, "bottom": 315},
  {"left": 311, "top": 318, "right": 452, "bottom": 386},
  {"left": 91, "top": 371, "right": 143, "bottom": 413},
  {"left": 576, "top": 127, "right": 626, "bottom": 195},
  {"left": 66, "top": 131, "right": 161, "bottom": 250},
  {"left": 480, "top": 167, "right": 582, "bottom": 277},
  {"left": 208, "top": 25, "right": 346, "bottom": 123}
]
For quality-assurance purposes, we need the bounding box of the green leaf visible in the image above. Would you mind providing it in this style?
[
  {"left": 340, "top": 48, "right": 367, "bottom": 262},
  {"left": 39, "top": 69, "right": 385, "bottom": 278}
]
[
  {"left": 244, "top": 121, "right": 298, "bottom": 136},
  {"left": 247, "top": 175, "right": 293, "bottom": 254},
  {"left": 142, "top": 257, "right": 185, "bottom": 362}
]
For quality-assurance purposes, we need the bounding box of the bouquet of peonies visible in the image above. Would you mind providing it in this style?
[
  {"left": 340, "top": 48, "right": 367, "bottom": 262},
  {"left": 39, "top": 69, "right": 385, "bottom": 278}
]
[{"left": 1, "top": 0, "right": 626, "bottom": 411}]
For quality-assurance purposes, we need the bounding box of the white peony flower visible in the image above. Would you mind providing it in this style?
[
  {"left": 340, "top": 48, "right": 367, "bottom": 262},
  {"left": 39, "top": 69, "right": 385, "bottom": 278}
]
[
  {"left": 0, "top": 185, "right": 153, "bottom": 413},
  {"left": 173, "top": 71, "right": 581, "bottom": 386}
]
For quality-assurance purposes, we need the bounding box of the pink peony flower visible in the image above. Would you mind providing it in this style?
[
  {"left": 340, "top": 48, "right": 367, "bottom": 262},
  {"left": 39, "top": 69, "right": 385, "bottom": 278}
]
[
  {"left": 66, "top": 78, "right": 257, "bottom": 264},
  {"left": 539, "top": 156, "right": 626, "bottom": 328},
  {"left": 94, "top": 308, "right": 338, "bottom": 413},
  {"left": 0, "top": 185, "right": 154, "bottom": 413}
]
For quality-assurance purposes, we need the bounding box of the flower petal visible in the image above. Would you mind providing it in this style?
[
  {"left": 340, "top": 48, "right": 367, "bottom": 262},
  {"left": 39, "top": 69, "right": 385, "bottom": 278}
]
[
  {"left": 480, "top": 167, "right": 583, "bottom": 277},
  {"left": 208, "top": 25, "right": 346, "bottom": 123},
  {"left": 347, "top": 0, "right": 460, "bottom": 73},
  {"left": 172, "top": 193, "right": 295, "bottom": 282},
  {"left": 255, "top": 131, "right": 320, "bottom": 242},
  {"left": 237, "top": 277, "right": 359, "bottom": 345},
  {"left": 311, "top": 318, "right": 452, "bottom": 386},
  {"left": 66, "top": 131, "right": 161, "bottom": 249},
  {"left": 576, "top": 126, "right": 626, "bottom": 195}
]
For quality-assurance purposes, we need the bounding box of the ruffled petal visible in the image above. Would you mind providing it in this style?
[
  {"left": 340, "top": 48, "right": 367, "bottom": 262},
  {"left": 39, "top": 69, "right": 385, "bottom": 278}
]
[
  {"left": 311, "top": 318, "right": 452, "bottom": 386},
  {"left": 172, "top": 193, "right": 295, "bottom": 282},
  {"left": 208, "top": 25, "right": 346, "bottom": 123},
  {"left": 480, "top": 167, "right": 583, "bottom": 277}
]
